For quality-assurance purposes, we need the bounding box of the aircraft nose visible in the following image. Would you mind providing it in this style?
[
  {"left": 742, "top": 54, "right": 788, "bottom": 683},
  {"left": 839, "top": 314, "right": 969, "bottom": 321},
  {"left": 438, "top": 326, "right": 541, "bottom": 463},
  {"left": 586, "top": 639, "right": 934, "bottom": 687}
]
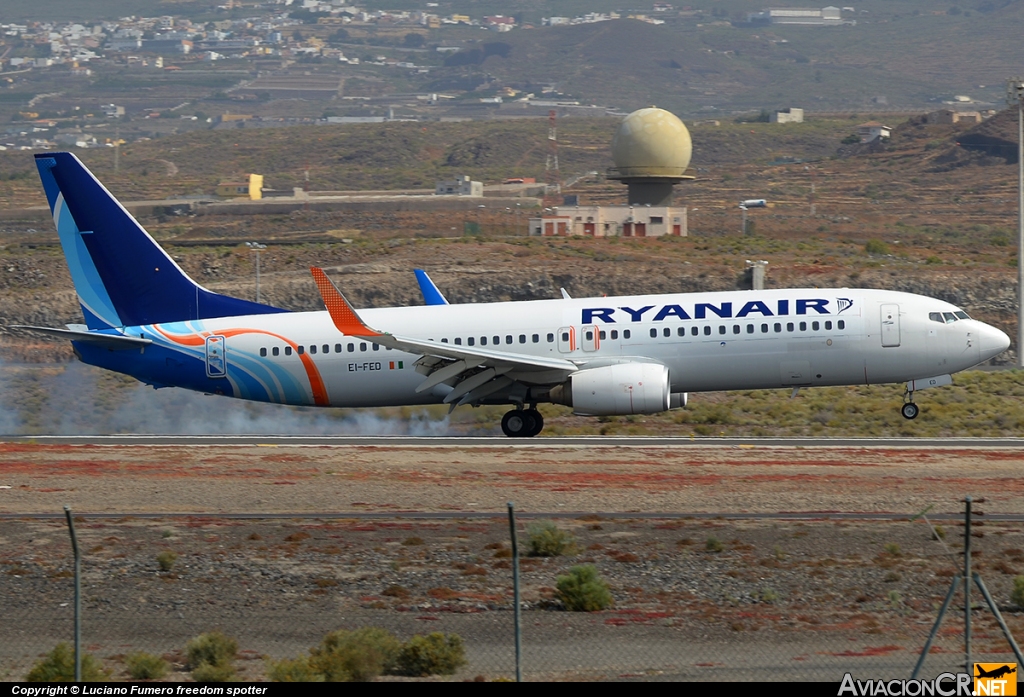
[{"left": 979, "top": 323, "right": 1011, "bottom": 361}]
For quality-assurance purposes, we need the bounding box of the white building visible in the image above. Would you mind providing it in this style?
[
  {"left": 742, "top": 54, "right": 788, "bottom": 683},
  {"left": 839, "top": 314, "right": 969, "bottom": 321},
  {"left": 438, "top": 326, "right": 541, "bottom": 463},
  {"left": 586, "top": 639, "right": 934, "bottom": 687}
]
[
  {"left": 748, "top": 6, "right": 851, "bottom": 25},
  {"left": 770, "top": 107, "right": 804, "bottom": 123},
  {"left": 435, "top": 175, "right": 483, "bottom": 197},
  {"left": 529, "top": 205, "right": 687, "bottom": 238}
]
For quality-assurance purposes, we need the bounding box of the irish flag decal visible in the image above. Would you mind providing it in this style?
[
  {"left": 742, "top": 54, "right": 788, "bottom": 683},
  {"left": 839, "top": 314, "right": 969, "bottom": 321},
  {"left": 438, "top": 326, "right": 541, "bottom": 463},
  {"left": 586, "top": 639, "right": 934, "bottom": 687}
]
[{"left": 389, "top": 361, "right": 404, "bottom": 370}]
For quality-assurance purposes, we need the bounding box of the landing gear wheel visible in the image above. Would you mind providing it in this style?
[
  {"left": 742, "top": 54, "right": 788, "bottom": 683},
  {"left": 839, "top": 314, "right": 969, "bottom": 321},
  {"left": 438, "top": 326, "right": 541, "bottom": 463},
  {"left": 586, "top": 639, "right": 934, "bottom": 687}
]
[
  {"left": 901, "top": 402, "right": 919, "bottom": 420},
  {"left": 524, "top": 408, "right": 544, "bottom": 437},
  {"left": 502, "top": 409, "right": 533, "bottom": 438}
]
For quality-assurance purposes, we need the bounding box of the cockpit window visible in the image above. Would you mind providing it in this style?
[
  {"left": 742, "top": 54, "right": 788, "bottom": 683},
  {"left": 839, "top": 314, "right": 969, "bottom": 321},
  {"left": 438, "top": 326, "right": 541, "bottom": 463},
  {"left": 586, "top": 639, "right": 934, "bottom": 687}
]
[
  {"left": 954, "top": 311, "right": 970, "bottom": 320},
  {"left": 929, "top": 312, "right": 943, "bottom": 323},
  {"left": 942, "top": 312, "right": 957, "bottom": 324}
]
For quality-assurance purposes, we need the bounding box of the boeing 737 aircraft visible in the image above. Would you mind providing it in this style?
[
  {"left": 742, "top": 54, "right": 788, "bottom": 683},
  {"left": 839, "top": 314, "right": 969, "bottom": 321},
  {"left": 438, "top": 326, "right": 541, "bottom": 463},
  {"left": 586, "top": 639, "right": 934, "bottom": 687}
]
[{"left": 14, "top": 152, "right": 1011, "bottom": 437}]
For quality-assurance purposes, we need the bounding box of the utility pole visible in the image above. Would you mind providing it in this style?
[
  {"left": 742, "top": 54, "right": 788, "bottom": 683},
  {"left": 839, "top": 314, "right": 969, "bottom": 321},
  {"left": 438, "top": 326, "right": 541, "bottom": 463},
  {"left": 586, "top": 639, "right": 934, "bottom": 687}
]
[
  {"left": 246, "top": 242, "right": 267, "bottom": 303},
  {"left": 1009, "top": 78, "right": 1024, "bottom": 368}
]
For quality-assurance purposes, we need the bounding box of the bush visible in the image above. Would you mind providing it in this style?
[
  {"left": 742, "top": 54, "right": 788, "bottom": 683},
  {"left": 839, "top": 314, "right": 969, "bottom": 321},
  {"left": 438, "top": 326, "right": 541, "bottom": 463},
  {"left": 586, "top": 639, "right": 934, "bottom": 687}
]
[
  {"left": 706, "top": 536, "right": 724, "bottom": 553},
  {"left": 309, "top": 627, "right": 402, "bottom": 682},
  {"left": 186, "top": 631, "right": 237, "bottom": 681},
  {"left": 865, "top": 239, "right": 890, "bottom": 255},
  {"left": 1012, "top": 576, "right": 1024, "bottom": 607},
  {"left": 156, "top": 550, "right": 178, "bottom": 572},
  {"left": 25, "top": 643, "right": 111, "bottom": 681},
  {"left": 555, "top": 564, "right": 613, "bottom": 612},
  {"left": 267, "top": 656, "right": 324, "bottom": 682},
  {"left": 125, "top": 652, "right": 169, "bottom": 680},
  {"left": 527, "top": 521, "right": 576, "bottom": 557},
  {"left": 391, "top": 633, "right": 467, "bottom": 677}
]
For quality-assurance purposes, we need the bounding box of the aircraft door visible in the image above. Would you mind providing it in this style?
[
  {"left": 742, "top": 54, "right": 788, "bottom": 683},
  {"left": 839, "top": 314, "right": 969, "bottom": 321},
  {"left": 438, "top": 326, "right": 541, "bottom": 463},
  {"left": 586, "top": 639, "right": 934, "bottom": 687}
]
[
  {"left": 880, "top": 304, "right": 901, "bottom": 348},
  {"left": 557, "top": 326, "right": 576, "bottom": 353},
  {"left": 205, "top": 335, "right": 227, "bottom": 378},
  {"left": 581, "top": 325, "right": 600, "bottom": 352}
]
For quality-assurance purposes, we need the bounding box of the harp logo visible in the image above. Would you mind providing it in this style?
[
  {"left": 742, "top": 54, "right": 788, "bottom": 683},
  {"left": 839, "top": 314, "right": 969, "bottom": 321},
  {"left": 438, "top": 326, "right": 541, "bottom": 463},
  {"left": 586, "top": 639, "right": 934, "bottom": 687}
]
[{"left": 837, "top": 298, "right": 854, "bottom": 314}]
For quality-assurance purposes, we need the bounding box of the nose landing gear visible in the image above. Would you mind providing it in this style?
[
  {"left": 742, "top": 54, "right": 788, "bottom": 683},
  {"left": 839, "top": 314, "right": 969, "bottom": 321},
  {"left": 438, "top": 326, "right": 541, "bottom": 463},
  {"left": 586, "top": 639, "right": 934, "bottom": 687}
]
[{"left": 501, "top": 407, "right": 544, "bottom": 437}]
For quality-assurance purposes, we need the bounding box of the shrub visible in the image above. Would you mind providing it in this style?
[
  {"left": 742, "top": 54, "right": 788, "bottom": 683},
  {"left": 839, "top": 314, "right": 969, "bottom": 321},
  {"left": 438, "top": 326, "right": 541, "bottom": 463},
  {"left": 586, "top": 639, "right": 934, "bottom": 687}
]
[
  {"left": 555, "top": 564, "right": 613, "bottom": 612},
  {"left": 705, "top": 536, "right": 724, "bottom": 553},
  {"left": 1012, "top": 576, "right": 1024, "bottom": 607},
  {"left": 156, "top": 550, "right": 178, "bottom": 572},
  {"left": 527, "top": 521, "right": 576, "bottom": 557},
  {"left": 309, "top": 627, "right": 402, "bottom": 682},
  {"left": 186, "top": 631, "right": 237, "bottom": 682},
  {"left": 267, "top": 656, "right": 324, "bottom": 682},
  {"left": 865, "top": 239, "right": 890, "bottom": 255},
  {"left": 25, "top": 643, "right": 111, "bottom": 681},
  {"left": 125, "top": 652, "right": 169, "bottom": 680},
  {"left": 391, "top": 633, "right": 467, "bottom": 677}
]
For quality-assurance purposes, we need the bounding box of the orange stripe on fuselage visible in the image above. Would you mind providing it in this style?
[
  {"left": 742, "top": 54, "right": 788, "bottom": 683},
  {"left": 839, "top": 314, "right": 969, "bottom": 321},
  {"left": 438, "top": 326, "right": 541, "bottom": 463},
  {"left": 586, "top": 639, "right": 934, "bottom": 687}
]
[{"left": 154, "top": 325, "right": 330, "bottom": 406}]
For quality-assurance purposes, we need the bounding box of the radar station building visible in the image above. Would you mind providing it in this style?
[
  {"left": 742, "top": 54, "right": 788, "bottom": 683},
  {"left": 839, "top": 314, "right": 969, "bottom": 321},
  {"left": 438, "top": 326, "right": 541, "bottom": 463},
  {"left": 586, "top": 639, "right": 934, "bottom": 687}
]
[{"left": 530, "top": 107, "right": 692, "bottom": 237}]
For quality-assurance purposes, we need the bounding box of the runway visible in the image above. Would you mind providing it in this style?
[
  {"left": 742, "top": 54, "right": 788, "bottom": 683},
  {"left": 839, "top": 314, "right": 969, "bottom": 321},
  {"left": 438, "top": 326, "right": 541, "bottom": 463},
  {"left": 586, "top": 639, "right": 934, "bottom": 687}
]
[{"left": 4, "top": 435, "right": 1024, "bottom": 447}]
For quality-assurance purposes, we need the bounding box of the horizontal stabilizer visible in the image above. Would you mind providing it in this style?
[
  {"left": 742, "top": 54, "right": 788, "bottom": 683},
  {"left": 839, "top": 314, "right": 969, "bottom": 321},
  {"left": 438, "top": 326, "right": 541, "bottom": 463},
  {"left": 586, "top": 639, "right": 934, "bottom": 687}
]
[{"left": 11, "top": 325, "right": 153, "bottom": 349}]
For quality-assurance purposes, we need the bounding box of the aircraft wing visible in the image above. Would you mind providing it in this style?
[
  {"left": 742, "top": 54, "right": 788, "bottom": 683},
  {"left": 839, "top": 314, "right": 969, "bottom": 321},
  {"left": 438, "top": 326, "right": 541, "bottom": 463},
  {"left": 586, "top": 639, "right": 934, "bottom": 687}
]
[
  {"left": 311, "top": 268, "right": 577, "bottom": 407},
  {"left": 11, "top": 325, "right": 152, "bottom": 349}
]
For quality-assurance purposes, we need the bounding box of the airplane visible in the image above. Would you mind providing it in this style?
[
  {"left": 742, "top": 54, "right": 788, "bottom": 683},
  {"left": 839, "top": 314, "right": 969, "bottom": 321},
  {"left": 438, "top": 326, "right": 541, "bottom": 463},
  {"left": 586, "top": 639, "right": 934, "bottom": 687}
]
[{"left": 12, "top": 151, "right": 1011, "bottom": 438}]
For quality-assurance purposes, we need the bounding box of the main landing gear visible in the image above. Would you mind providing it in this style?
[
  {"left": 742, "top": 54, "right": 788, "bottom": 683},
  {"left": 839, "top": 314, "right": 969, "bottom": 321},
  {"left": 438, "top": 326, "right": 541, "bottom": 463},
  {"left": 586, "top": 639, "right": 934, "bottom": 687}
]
[{"left": 501, "top": 408, "right": 544, "bottom": 438}]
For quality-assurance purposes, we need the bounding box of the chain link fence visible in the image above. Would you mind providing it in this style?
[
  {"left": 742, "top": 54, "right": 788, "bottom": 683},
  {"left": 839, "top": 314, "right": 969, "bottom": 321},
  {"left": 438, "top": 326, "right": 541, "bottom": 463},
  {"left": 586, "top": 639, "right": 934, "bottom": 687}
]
[{"left": 3, "top": 512, "right": 1023, "bottom": 681}]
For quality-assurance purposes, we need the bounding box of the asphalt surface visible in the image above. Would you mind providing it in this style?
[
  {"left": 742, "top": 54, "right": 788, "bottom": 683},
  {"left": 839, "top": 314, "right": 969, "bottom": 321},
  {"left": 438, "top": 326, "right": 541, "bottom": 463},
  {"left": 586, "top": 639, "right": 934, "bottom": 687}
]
[{"left": 4, "top": 435, "right": 1024, "bottom": 447}]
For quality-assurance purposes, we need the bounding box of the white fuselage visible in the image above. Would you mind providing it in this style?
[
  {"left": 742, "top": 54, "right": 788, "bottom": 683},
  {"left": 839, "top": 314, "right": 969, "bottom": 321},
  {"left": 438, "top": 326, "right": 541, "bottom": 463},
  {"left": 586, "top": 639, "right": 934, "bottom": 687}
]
[{"left": 129, "top": 288, "right": 1008, "bottom": 408}]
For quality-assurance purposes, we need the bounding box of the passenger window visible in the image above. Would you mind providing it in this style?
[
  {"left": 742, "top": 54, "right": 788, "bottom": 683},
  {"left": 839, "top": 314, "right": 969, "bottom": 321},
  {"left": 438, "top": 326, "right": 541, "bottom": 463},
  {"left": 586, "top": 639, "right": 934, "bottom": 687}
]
[
  {"left": 532, "top": 334, "right": 540, "bottom": 343},
  {"left": 760, "top": 324, "right": 768, "bottom": 333},
  {"left": 678, "top": 327, "right": 685, "bottom": 337},
  {"left": 587, "top": 330, "right": 595, "bottom": 341},
  {"left": 943, "top": 312, "right": 957, "bottom": 324},
  {"left": 493, "top": 336, "right": 500, "bottom": 345},
  {"left": 273, "top": 347, "right": 280, "bottom": 356},
  {"left": 309, "top": 345, "right": 316, "bottom": 354},
  {"left": 624, "top": 329, "right": 631, "bottom": 339},
  {"left": 719, "top": 326, "right": 726, "bottom": 335},
  {"left": 691, "top": 326, "right": 698, "bottom": 336},
  {"left": 824, "top": 321, "right": 832, "bottom": 330},
  {"left": 704, "top": 326, "right": 711, "bottom": 336},
  {"left": 811, "top": 321, "right": 818, "bottom": 331},
  {"left": 454, "top": 338, "right": 462, "bottom": 345},
  {"left": 441, "top": 338, "right": 448, "bottom": 343},
  {"left": 929, "top": 312, "right": 944, "bottom": 323},
  {"left": 599, "top": 331, "right": 606, "bottom": 340},
  {"left": 561, "top": 332, "right": 569, "bottom": 342},
  {"left": 360, "top": 342, "right": 367, "bottom": 351},
  {"left": 468, "top": 337, "right": 475, "bottom": 346},
  {"left": 650, "top": 328, "right": 657, "bottom": 338},
  {"left": 481, "top": 337, "right": 487, "bottom": 345},
  {"left": 611, "top": 330, "right": 619, "bottom": 339},
  {"left": 787, "top": 323, "right": 794, "bottom": 332},
  {"left": 297, "top": 346, "right": 304, "bottom": 355},
  {"left": 799, "top": 322, "right": 807, "bottom": 331},
  {"left": 506, "top": 335, "right": 513, "bottom": 344},
  {"left": 838, "top": 320, "right": 846, "bottom": 330},
  {"left": 335, "top": 344, "right": 342, "bottom": 353},
  {"left": 285, "top": 346, "right": 293, "bottom": 356},
  {"left": 547, "top": 333, "right": 554, "bottom": 343},
  {"left": 323, "top": 345, "right": 329, "bottom": 354},
  {"left": 519, "top": 335, "right": 526, "bottom": 343},
  {"left": 260, "top": 348, "right": 267, "bottom": 357},
  {"left": 347, "top": 343, "right": 355, "bottom": 352},
  {"left": 663, "top": 327, "right": 671, "bottom": 337},
  {"left": 774, "top": 323, "right": 781, "bottom": 333},
  {"left": 746, "top": 324, "right": 754, "bottom": 334},
  {"left": 732, "top": 325, "right": 740, "bottom": 334}
]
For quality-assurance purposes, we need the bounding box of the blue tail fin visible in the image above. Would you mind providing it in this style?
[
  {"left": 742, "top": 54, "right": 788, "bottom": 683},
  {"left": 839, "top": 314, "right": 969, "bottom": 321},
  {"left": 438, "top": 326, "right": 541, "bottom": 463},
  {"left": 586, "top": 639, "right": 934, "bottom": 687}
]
[{"left": 35, "top": 152, "right": 288, "bottom": 329}]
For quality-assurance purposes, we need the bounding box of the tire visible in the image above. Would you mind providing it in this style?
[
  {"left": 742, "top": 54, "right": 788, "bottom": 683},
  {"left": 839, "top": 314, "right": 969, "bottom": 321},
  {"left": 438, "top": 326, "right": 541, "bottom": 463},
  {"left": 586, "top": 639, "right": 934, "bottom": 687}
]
[
  {"left": 501, "top": 410, "right": 530, "bottom": 437},
  {"left": 524, "top": 409, "right": 544, "bottom": 437},
  {"left": 901, "top": 403, "right": 919, "bottom": 420}
]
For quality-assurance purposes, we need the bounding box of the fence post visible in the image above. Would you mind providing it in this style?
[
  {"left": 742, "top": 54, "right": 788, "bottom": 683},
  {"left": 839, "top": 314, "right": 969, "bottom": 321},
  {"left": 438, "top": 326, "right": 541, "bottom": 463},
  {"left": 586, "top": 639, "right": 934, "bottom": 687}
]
[
  {"left": 964, "top": 496, "right": 972, "bottom": 676},
  {"left": 63, "top": 506, "right": 81, "bottom": 682},
  {"left": 507, "top": 502, "right": 522, "bottom": 683}
]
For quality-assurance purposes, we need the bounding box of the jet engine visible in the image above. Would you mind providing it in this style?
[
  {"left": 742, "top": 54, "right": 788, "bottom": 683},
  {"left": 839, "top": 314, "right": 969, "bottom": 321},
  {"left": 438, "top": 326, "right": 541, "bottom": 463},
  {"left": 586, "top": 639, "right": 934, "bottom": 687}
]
[{"left": 549, "top": 363, "right": 670, "bottom": 415}]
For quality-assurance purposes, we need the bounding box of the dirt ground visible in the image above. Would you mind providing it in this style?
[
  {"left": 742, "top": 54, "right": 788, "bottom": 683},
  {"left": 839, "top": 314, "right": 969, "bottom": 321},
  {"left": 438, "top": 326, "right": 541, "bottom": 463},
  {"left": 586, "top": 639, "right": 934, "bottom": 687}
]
[{"left": 3, "top": 443, "right": 1024, "bottom": 681}]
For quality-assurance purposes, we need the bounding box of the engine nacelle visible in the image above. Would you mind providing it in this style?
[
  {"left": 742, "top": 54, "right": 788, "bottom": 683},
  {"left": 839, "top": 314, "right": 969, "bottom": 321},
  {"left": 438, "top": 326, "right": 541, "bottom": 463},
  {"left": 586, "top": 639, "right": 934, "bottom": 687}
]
[{"left": 549, "top": 363, "right": 670, "bottom": 416}]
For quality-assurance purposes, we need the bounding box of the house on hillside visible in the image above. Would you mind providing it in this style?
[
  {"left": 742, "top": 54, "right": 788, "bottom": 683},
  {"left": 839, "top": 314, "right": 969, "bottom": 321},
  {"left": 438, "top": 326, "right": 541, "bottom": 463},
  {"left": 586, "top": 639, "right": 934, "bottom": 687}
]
[
  {"left": 770, "top": 107, "right": 804, "bottom": 123},
  {"left": 927, "top": 109, "right": 983, "bottom": 125},
  {"left": 858, "top": 121, "right": 891, "bottom": 143}
]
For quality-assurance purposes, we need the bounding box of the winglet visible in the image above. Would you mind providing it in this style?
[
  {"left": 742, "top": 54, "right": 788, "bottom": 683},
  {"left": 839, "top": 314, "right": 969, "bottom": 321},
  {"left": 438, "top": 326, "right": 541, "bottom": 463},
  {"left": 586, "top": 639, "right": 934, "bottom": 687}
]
[
  {"left": 414, "top": 269, "right": 449, "bottom": 306},
  {"left": 310, "top": 267, "right": 382, "bottom": 337}
]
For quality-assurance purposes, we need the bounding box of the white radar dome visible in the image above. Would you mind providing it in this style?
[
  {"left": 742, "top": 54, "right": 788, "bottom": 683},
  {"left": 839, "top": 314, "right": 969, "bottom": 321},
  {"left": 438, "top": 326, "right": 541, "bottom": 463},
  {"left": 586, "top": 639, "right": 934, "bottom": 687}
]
[{"left": 610, "top": 107, "right": 692, "bottom": 178}]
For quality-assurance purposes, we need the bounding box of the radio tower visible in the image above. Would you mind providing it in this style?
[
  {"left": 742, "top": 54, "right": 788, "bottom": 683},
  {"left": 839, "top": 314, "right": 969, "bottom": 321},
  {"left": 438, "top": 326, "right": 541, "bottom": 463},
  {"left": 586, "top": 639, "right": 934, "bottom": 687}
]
[{"left": 544, "top": 110, "right": 561, "bottom": 204}]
